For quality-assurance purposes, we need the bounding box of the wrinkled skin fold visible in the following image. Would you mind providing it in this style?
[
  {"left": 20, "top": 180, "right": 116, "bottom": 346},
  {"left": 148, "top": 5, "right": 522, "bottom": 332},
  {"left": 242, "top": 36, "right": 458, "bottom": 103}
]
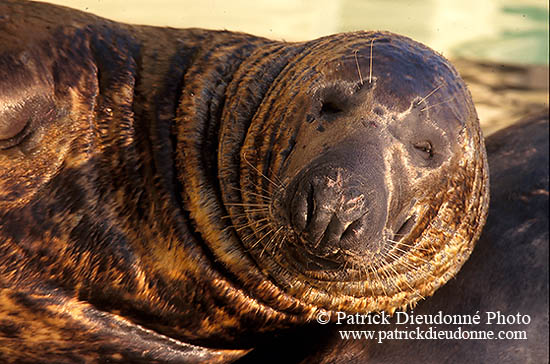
[{"left": 0, "top": 1, "right": 489, "bottom": 362}]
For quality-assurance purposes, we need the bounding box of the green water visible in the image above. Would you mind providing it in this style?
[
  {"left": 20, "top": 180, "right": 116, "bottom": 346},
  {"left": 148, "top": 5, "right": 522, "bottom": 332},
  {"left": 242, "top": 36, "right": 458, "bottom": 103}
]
[
  {"left": 452, "top": 4, "right": 549, "bottom": 64},
  {"left": 337, "top": 0, "right": 549, "bottom": 65},
  {"left": 43, "top": 0, "right": 550, "bottom": 65}
]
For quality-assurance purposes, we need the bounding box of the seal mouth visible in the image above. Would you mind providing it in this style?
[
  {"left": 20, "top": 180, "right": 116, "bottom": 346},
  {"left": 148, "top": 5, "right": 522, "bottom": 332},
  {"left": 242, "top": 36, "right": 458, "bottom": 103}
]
[
  {"left": 285, "top": 210, "right": 421, "bottom": 275},
  {"left": 274, "top": 192, "right": 423, "bottom": 275},
  {"left": 288, "top": 244, "right": 342, "bottom": 271}
]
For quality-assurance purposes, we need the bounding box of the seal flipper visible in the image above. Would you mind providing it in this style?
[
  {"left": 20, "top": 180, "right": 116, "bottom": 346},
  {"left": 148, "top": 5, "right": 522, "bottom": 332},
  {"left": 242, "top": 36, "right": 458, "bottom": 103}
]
[{"left": 0, "top": 285, "right": 250, "bottom": 363}]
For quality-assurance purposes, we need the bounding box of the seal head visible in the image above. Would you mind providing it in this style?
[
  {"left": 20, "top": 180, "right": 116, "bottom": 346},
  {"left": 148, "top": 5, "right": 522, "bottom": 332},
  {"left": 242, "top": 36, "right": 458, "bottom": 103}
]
[{"left": 218, "top": 32, "right": 489, "bottom": 317}]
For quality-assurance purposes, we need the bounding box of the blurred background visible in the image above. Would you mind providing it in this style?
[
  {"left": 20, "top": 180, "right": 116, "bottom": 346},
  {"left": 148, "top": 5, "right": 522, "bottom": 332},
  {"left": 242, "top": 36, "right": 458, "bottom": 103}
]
[
  {"left": 37, "top": 0, "right": 549, "bottom": 135},
  {"left": 38, "top": 0, "right": 549, "bottom": 65}
]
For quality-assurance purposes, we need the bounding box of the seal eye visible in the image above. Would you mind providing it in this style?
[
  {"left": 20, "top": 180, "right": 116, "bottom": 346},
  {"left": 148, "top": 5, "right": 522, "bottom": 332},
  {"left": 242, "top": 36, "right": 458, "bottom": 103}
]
[
  {"left": 0, "top": 96, "right": 56, "bottom": 150},
  {"left": 0, "top": 103, "right": 29, "bottom": 141},
  {"left": 413, "top": 140, "right": 434, "bottom": 160},
  {"left": 0, "top": 102, "right": 33, "bottom": 149}
]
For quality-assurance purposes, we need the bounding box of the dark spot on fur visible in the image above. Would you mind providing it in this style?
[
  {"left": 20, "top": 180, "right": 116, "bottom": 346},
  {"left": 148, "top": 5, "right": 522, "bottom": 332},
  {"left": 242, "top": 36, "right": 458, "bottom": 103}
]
[
  {"left": 373, "top": 106, "right": 384, "bottom": 116},
  {"left": 320, "top": 101, "right": 342, "bottom": 116},
  {"left": 361, "top": 118, "right": 377, "bottom": 128},
  {"left": 0, "top": 319, "right": 22, "bottom": 338}
]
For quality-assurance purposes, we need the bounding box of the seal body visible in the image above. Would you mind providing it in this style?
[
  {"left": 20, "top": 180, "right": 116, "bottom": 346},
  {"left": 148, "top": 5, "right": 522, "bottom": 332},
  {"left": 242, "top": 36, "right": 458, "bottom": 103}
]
[{"left": 0, "top": 1, "right": 489, "bottom": 362}]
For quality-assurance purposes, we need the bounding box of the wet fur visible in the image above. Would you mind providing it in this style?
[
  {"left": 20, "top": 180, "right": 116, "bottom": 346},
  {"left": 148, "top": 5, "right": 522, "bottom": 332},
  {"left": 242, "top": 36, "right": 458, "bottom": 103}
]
[{"left": 1, "top": 1, "right": 489, "bottom": 362}]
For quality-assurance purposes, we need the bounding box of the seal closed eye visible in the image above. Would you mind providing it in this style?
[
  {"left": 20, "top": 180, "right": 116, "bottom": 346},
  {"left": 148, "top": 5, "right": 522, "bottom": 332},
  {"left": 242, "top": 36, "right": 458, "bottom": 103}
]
[{"left": 0, "top": 1, "right": 489, "bottom": 362}]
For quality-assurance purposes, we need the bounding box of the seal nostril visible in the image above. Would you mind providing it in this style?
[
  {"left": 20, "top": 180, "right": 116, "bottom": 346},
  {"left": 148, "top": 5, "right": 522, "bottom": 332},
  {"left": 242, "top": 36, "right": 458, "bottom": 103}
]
[
  {"left": 394, "top": 214, "right": 417, "bottom": 241},
  {"left": 305, "top": 183, "right": 315, "bottom": 227},
  {"left": 291, "top": 182, "right": 315, "bottom": 233},
  {"left": 341, "top": 218, "right": 362, "bottom": 241}
]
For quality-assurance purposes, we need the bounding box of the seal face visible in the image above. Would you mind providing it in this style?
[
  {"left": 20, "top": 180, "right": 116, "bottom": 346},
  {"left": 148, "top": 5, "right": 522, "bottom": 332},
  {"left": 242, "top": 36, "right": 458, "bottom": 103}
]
[
  {"left": 0, "top": 1, "right": 489, "bottom": 361},
  {"left": 218, "top": 32, "right": 489, "bottom": 317}
]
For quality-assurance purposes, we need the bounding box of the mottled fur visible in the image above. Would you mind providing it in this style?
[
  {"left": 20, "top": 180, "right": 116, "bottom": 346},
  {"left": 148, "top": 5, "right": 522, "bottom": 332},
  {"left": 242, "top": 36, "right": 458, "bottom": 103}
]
[{"left": 0, "top": 1, "right": 489, "bottom": 362}]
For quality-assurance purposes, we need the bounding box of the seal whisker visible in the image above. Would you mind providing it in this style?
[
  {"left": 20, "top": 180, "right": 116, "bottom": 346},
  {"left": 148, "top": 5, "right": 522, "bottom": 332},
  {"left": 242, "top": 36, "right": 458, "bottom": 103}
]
[
  {"left": 244, "top": 176, "right": 279, "bottom": 199},
  {"left": 384, "top": 250, "right": 438, "bottom": 281},
  {"left": 385, "top": 250, "right": 414, "bottom": 268},
  {"left": 342, "top": 259, "right": 351, "bottom": 272},
  {"left": 250, "top": 227, "right": 275, "bottom": 250},
  {"left": 362, "top": 262, "right": 371, "bottom": 281},
  {"left": 241, "top": 228, "right": 271, "bottom": 247},
  {"left": 264, "top": 164, "right": 286, "bottom": 188},
  {"left": 228, "top": 185, "right": 273, "bottom": 201},
  {"left": 272, "top": 233, "right": 286, "bottom": 254},
  {"left": 349, "top": 260, "right": 369, "bottom": 296},
  {"left": 370, "top": 262, "right": 388, "bottom": 297},
  {"left": 360, "top": 264, "right": 375, "bottom": 299},
  {"left": 260, "top": 226, "right": 283, "bottom": 257},
  {"left": 223, "top": 209, "right": 270, "bottom": 220},
  {"left": 354, "top": 50, "right": 364, "bottom": 86},
  {"left": 348, "top": 260, "right": 365, "bottom": 296},
  {"left": 416, "top": 83, "right": 444, "bottom": 107},
  {"left": 242, "top": 152, "right": 283, "bottom": 189},
  {"left": 386, "top": 264, "right": 405, "bottom": 294},
  {"left": 365, "top": 265, "right": 378, "bottom": 297},
  {"left": 235, "top": 217, "right": 270, "bottom": 232},
  {"left": 374, "top": 265, "right": 389, "bottom": 298},
  {"left": 363, "top": 265, "right": 376, "bottom": 301},
  {"left": 353, "top": 260, "right": 365, "bottom": 279},
  {"left": 244, "top": 192, "right": 272, "bottom": 202},
  {"left": 388, "top": 243, "right": 434, "bottom": 264},
  {"left": 395, "top": 234, "right": 437, "bottom": 254},
  {"left": 369, "top": 38, "right": 374, "bottom": 84},
  {"left": 266, "top": 228, "right": 286, "bottom": 257},
  {"left": 386, "top": 234, "right": 429, "bottom": 251},
  {"left": 391, "top": 263, "right": 424, "bottom": 299},
  {"left": 376, "top": 261, "right": 396, "bottom": 295},
  {"left": 226, "top": 202, "right": 270, "bottom": 207},
  {"left": 387, "top": 238, "right": 432, "bottom": 252},
  {"left": 229, "top": 208, "right": 270, "bottom": 215},
  {"left": 241, "top": 207, "right": 271, "bottom": 213},
  {"left": 380, "top": 251, "right": 426, "bottom": 298},
  {"left": 240, "top": 220, "right": 269, "bottom": 240},
  {"left": 420, "top": 95, "right": 457, "bottom": 112}
]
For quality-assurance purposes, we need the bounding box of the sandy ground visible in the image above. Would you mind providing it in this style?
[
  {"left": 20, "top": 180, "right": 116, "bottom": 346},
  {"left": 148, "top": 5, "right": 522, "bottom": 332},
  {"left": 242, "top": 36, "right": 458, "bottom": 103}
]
[{"left": 453, "top": 59, "right": 548, "bottom": 136}]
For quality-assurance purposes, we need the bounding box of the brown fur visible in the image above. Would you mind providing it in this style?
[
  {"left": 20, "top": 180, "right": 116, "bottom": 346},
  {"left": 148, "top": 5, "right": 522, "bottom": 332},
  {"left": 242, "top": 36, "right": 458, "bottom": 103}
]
[{"left": 0, "top": 1, "right": 489, "bottom": 362}]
